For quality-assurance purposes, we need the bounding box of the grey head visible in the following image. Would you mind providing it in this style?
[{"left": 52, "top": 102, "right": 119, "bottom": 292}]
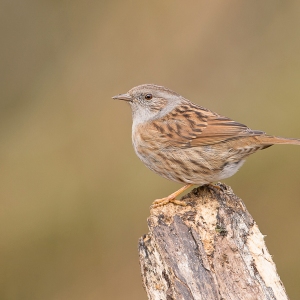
[{"left": 112, "top": 84, "right": 188, "bottom": 126}]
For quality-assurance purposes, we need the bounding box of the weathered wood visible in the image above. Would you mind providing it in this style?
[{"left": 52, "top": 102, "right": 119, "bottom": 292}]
[{"left": 138, "top": 183, "right": 288, "bottom": 300}]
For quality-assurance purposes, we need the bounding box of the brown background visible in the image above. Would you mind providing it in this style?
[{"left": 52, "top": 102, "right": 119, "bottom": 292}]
[{"left": 1, "top": 1, "right": 300, "bottom": 299}]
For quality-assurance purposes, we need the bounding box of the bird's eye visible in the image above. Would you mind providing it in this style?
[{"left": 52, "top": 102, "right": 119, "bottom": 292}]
[{"left": 144, "top": 94, "right": 153, "bottom": 100}]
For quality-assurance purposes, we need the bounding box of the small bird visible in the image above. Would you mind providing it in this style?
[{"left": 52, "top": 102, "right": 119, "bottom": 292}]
[{"left": 113, "top": 84, "right": 300, "bottom": 207}]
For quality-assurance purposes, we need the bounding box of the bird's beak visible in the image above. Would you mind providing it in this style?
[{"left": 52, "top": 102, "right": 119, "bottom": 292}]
[{"left": 112, "top": 93, "right": 132, "bottom": 102}]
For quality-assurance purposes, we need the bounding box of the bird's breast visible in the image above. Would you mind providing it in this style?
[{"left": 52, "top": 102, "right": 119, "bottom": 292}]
[
  {"left": 132, "top": 123, "right": 161, "bottom": 163},
  {"left": 131, "top": 123, "right": 213, "bottom": 184}
]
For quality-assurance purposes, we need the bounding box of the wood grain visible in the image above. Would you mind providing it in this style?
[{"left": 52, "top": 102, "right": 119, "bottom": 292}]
[{"left": 139, "top": 184, "right": 288, "bottom": 300}]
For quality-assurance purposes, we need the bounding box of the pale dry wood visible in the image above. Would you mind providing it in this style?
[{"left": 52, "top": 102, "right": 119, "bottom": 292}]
[{"left": 138, "top": 183, "right": 288, "bottom": 300}]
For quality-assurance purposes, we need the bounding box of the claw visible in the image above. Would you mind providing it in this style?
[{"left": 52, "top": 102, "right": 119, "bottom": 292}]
[{"left": 151, "top": 184, "right": 193, "bottom": 208}]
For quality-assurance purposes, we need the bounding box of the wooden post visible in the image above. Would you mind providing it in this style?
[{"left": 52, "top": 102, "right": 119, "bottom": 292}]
[{"left": 138, "top": 183, "right": 288, "bottom": 300}]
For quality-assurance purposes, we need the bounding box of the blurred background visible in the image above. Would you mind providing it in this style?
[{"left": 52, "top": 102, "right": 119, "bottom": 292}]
[{"left": 1, "top": 1, "right": 300, "bottom": 299}]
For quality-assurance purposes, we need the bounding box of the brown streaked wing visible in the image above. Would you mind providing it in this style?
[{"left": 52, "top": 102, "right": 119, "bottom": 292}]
[
  {"left": 190, "top": 115, "right": 265, "bottom": 146},
  {"left": 149, "top": 106, "right": 265, "bottom": 147}
]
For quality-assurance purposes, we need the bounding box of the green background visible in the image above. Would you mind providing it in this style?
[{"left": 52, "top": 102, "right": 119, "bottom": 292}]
[{"left": 1, "top": 1, "right": 300, "bottom": 299}]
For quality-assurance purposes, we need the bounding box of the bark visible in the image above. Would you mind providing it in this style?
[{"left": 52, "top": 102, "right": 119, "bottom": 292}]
[{"left": 138, "top": 183, "right": 288, "bottom": 300}]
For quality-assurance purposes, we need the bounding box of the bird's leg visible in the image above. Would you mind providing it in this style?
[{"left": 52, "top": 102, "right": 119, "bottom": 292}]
[
  {"left": 206, "top": 183, "right": 222, "bottom": 198},
  {"left": 207, "top": 183, "right": 222, "bottom": 190},
  {"left": 151, "top": 184, "right": 194, "bottom": 208}
]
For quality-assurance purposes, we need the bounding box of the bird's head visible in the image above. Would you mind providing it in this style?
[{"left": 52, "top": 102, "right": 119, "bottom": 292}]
[{"left": 112, "top": 84, "right": 186, "bottom": 125}]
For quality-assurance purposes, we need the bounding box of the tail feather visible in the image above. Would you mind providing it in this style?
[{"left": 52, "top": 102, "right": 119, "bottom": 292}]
[{"left": 258, "top": 135, "right": 300, "bottom": 146}]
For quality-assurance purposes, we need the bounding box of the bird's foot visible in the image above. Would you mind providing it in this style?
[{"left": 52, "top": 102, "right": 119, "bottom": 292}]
[
  {"left": 151, "top": 183, "right": 193, "bottom": 208},
  {"left": 207, "top": 183, "right": 222, "bottom": 190},
  {"left": 151, "top": 197, "right": 187, "bottom": 208},
  {"left": 206, "top": 183, "right": 223, "bottom": 197}
]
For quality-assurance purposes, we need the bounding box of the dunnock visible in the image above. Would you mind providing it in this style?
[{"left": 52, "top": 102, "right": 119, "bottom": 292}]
[{"left": 113, "top": 84, "right": 300, "bottom": 207}]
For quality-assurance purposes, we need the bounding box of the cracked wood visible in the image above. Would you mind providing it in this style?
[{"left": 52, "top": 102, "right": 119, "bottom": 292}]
[{"left": 138, "top": 184, "right": 288, "bottom": 300}]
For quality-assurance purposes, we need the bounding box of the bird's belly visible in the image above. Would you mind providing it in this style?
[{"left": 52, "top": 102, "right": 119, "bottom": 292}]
[
  {"left": 211, "top": 160, "right": 245, "bottom": 181},
  {"left": 134, "top": 145, "right": 186, "bottom": 183},
  {"left": 132, "top": 127, "right": 246, "bottom": 185},
  {"left": 133, "top": 142, "right": 217, "bottom": 185}
]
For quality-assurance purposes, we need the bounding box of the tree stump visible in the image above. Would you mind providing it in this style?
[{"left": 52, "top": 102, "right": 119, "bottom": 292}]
[{"left": 138, "top": 183, "right": 288, "bottom": 300}]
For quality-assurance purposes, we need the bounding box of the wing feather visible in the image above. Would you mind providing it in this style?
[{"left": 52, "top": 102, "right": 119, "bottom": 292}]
[{"left": 149, "top": 105, "right": 265, "bottom": 148}]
